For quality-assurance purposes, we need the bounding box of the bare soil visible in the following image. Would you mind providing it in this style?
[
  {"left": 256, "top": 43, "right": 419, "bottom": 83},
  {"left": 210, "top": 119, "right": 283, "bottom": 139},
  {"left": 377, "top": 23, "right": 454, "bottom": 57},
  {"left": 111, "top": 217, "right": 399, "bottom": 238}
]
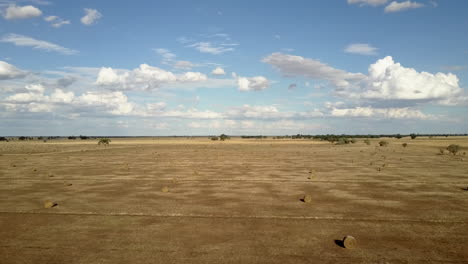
[{"left": 1, "top": 137, "right": 467, "bottom": 263}]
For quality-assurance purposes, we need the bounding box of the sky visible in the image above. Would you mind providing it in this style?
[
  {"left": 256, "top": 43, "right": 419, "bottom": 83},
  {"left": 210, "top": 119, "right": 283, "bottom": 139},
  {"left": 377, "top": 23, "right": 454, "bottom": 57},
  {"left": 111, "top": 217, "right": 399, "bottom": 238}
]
[{"left": 0, "top": 0, "right": 467, "bottom": 136}]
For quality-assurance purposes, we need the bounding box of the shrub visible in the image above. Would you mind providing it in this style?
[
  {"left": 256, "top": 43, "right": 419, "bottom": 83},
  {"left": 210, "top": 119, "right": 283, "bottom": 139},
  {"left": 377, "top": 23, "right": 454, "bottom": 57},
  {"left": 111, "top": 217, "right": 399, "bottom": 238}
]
[
  {"left": 446, "top": 144, "right": 460, "bottom": 155},
  {"left": 336, "top": 138, "right": 350, "bottom": 145},
  {"left": 350, "top": 138, "right": 357, "bottom": 144},
  {"left": 211, "top": 137, "right": 219, "bottom": 141},
  {"left": 68, "top": 136, "right": 77, "bottom": 140},
  {"left": 98, "top": 138, "right": 111, "bottom": 146},
  {"left": 219, "top": 134, "right": 230, "bottom": 141},
  {"left": 410, "top": 133, "right": 417, "bottom": 139},
  {"left": 379, "top": 140, "right": 389, "bottom": 147},
  {"left": 402, "top": 143, "right": 408, "bottom": 148},
  {"left": 0, "top": 137, "right": 8, "bottom": 142},
  {"left": 363, "top": 139, "right": 371, "bottom": 145},
  {"left": 395, "top": 134, "right": 402, "bottom": 139}
]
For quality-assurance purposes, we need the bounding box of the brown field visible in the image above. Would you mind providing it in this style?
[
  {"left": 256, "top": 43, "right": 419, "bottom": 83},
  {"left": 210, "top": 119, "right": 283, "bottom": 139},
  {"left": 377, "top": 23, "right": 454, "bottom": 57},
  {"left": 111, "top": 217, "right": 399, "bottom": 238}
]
[{"left": 1, "top": 137, "right": 467, "bottom": 263}]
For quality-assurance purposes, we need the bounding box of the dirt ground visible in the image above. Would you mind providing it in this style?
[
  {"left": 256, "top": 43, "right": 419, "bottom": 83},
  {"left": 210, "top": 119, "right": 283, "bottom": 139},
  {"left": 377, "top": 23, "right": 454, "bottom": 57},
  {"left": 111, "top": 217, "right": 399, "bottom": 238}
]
[{"left": 1, "top": 137, "right": 467, "bottom": 263}]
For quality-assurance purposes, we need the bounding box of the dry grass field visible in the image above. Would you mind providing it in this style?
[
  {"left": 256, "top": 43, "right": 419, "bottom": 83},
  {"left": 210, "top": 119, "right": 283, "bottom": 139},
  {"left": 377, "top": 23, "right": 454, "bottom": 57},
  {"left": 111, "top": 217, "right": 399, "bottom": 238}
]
[{"left": 0, "top": 137, "right": 467, "bottom": 263}]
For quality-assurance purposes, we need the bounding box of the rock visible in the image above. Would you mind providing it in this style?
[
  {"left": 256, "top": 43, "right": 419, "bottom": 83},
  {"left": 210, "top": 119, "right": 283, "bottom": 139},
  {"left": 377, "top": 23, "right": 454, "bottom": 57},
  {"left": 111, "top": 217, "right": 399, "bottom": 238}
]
[
  {"left": 302, "top": 194, "right": 312, "bottom": 203},
  {"left": 161, "top": 186, "right": 169, "bottom": 193},
  {"left": 343, "top": 235, "right": 357, "bottom": 249},
  {"left": 44, "top": 201, "right": 57, "bottom": 208}
]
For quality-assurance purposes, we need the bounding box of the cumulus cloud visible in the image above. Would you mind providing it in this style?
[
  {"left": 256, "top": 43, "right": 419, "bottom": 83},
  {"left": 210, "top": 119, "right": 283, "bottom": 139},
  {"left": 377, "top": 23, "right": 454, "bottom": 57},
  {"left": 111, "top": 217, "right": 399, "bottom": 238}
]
[
  {"left": 331, "top": 106, "right": 433, "bottom": 119},
  {"left": 264, "top": 53, "right": 463, "bottom": 105},
  {"left": 81, "top": 8, "right": 102, "bottom": 25},
  {"left": 0, "top": 60, "right": 27, "bottom": 80},
  {"left": 352, "top": 56, "right": 462, "bottom": 101},
  {"left": 2, "top": 4, "right": 42, "bottom": 20},
  {"left": 211, "top": 67, "right": 226, "bottom": 75},
  {"left": 77, "top": 91, "right": 133, "bottom": 115},
  {"left": 95, "top": 64, "right": 208, "bottom": 90},
  {"left": 263, "top": 52, "right": 365, "bottom": 88},
  {"left": 0, "top": 34, "right": 78, "bottom": 55},
  {"left": 237, "top": 76, "right": 270, "bottom": 91},
  {"left": 347, "top": 0, "right": 389, "bottom": 5},
  {"left": 344, "top": 43, "right": 378, "bottom": 55},
  {"left": 384, "top": 1, "right": 424, "bottom": 13},
  {"left": 189, "top": 42, "right": 234, "bottom": 55}
]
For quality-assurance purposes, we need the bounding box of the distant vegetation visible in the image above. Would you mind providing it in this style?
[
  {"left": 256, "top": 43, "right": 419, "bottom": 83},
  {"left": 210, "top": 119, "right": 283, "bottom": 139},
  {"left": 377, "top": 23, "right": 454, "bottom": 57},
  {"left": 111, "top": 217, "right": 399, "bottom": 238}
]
[
  {"left": 379, "top": 140, "right": 389, "bottom": 147},
  {"left": 446, "top": 144, "right": 460, "bottom": 155},
  {"left": 98, "top": 138, "right": 111, "bottom": 146},
  {"left": 219, "top": 134, "right": 230, "bottom": 141}
]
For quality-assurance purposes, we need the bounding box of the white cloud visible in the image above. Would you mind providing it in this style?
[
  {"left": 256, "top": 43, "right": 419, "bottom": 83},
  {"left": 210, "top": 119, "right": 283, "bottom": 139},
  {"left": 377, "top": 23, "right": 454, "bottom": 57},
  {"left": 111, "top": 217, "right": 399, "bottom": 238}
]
[
  {"left": 50, "top": 89, "right": 74, "bottom": 103},
  {"left": 174, "top": 60, "right": 195, "bottom": 70},
  {"left": 237, "top": 76, "right": 270, "bottom": 91},
  {"left": 44, "top": 15, "right": 56, "bottom": 22},
  {"left": 95, "top": 67, "right": 129, "bottom": 86},
  {"left": 264, "top": 53, "right": 463, "bottom": 104},
  {"left": 189, "top": 42, "right": 234, "bottom": 55},
  {"left": 2, "top": 4, "right": 42, "bottom": 20},
  {"left": 347, "top": 0, "right": 389, "bottom": 6},
  {"left": 225, "top": 105, "right": 302, "bottom": 120},
  {"left": 77, "top": 91, "right": 133, "bottom": 115},
  {"left": 95, "top": 64, "right": 209, "bottom": 90},
  {"left": 384, "top": 1, "right": 424, "bottom": 13},
  {"left": 211, "top": 67, "right": 226, "bottom": 75},
  {"left": 331, "top": 106, "right": 433, "bottom": 120},
  {"left": 0, "top": 34, "right": 78, "bottom": 55},
  {"left": 0, "top": 60, "right": 27, "bottom": 80},
  {"left": 344, "top": 43, "right": 378, "bottom": 55},
  {"left": 352, "top": 56, "right": 462, "bottom": 101},
  {"left": 178, "top": 72, "right": 207, "bottom": 82},
  {"left": 80, "top": 8, "right": 102, "bottom": 25},
  {"left": 263, "top": 52, "right": 365, "bottom": 88},
  {"left": 155, "top": 48, "right": 176, "bottom": 64},
  {"left": 161, "top": 108, "right": 222, "bottom": 119},
  {"left": 52, "top": 21, "right": 70, "bottom": 28},
  {"left": 25, "top": 83, "right": 45, "bottom": 93}
]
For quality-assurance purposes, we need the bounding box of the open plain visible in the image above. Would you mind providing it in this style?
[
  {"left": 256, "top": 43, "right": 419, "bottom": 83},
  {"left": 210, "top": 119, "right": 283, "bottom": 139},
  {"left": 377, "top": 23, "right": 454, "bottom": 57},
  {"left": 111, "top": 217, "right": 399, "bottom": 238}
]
[{"left": 0, "top": 137, "right": 467, "bottom": 263}]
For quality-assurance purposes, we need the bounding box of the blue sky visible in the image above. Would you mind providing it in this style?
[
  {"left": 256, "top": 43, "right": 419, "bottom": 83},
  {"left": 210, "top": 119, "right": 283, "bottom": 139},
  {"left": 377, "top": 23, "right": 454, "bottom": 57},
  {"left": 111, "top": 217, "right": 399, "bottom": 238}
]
[{"left": 0, "top": 0, "right": 467, "bottom": 136}]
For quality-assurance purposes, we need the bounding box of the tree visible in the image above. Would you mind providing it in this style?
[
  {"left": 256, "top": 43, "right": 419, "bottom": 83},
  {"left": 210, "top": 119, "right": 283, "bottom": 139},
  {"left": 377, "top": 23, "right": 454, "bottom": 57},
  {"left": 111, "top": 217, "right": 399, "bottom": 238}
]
[
  {"left": 410, "top": 133, "right": 417, "bottom": 140},
  {"left": 98, "top": 138, "right": 111, "bottom": 146},
  {"left": 446, "top": 144, "right": 460, "bottom": 155},
  {"left": 219, "top": 134, "right": 230, "bottom": 141}
]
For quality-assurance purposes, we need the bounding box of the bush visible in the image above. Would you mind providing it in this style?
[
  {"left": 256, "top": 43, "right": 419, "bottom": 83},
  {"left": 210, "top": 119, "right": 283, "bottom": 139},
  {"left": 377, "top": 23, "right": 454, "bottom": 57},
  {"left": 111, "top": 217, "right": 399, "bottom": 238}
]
[
  {"left": 336, "top": 138, "right": 351, "bottom": 145},
  {"left": 98, "top": 138, "right": 111, "bottom": 146},
  {"left": 0, "top": 137, "right": 8, "bottom": 142},
  {"left": 219, "top": 134, "right": 230, "bottom": 141},
  {"left": 446, "top": 144, "right": 460, "bottom": 155},
  {"left": 350, "top": 138, "right": 357, "bottom": 144},
  {"left": 379, "top": 140, "right": 389, "bottom": 147},
  {"left": 211, "top": 137, "right": 219, "bottom": 141},
  {"left": 363, "top": 139, "right": 371, "bottom": 145},
  {"left": 68, "top": 136, "right": 77, "bottom": 140},
  {"left": 410, "top": 133, "right": 417, "bottom": 139},
  {"left": 402, "top": 143, "right": 408, "bottom": 148}
]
